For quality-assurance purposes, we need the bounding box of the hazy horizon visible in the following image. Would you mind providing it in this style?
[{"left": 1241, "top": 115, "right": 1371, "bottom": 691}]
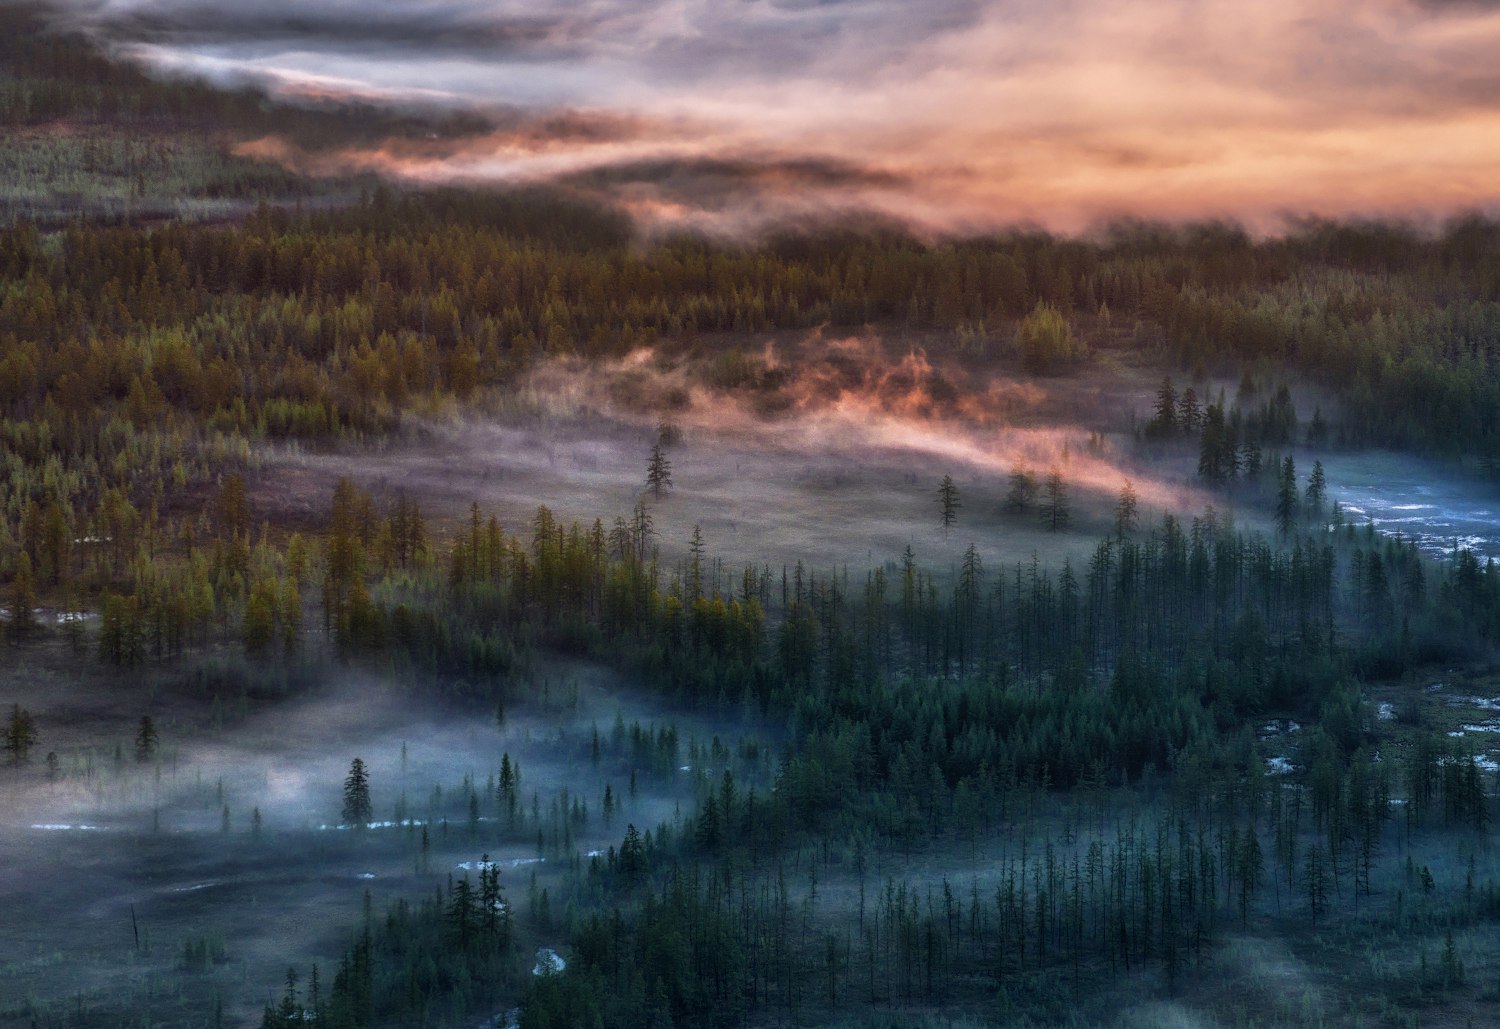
[{"left": 46, "top": 0, "right": 1500, "bottom": 234}]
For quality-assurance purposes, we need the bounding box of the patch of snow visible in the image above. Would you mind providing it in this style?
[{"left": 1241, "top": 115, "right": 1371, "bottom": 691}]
[
  {"left": 318, "top": 818, "right": 428, "bottom": 831},
  {"left": 1377, "top": 702, "right": 1395, "bottom": 721},
  {"left": 532, "top": 947, "right": 565, "bottom": 976},
  {"left": 1266, "top": 757, "right": 1294, "bottom": 775},
  {"left": 356, "top": 872, "right": 376, "bottom": 880},
  {"left": 455, "top": 857, "right": 544, "bottom": 872},
  {"left": 30, "top": 823, "right": 104, "bottom": 831},
  {"left": 1437, "top": 754, "right": 1499, "bottom": 770}
]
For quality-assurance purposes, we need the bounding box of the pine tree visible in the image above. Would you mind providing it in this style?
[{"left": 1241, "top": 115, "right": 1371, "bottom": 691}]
[
  {"left": 937, "top": 475, "right": 960, "bottom": 532},
  {"left": 342, "top": 757, "right": 372, "bottom": 826},
  {"left": 645, "top": 443, "right": 673, "bottom": 499}
]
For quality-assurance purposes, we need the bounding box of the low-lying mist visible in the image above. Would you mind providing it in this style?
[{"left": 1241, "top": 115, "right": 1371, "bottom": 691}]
[
  {"left": 263, "top": 332, "right": 1221, "bottom": 580},
  {"left": 0, "top": 656, "right": 770, "bottom": 1026}
]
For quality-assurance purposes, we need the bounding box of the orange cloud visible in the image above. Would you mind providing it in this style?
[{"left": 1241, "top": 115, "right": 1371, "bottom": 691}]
[{"left": 73, "top": 0, "right": 1500, "bottom": 232}]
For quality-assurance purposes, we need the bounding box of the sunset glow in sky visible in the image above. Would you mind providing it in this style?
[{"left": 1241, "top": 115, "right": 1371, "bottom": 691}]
[{"left": 65, "top": 0, "right": 1500, "bottom": 233}]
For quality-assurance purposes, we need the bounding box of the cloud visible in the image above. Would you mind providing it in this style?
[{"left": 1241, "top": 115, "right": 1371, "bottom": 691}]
[
  {"left": 66, "top": 4, "right": 578, "bottom": 59},
  {"left": 45, "top": 0, "right": 1500, "bottom": 233}
]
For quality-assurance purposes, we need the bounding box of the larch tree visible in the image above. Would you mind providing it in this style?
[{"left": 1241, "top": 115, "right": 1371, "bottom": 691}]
[
  {"left": 9, "top": 551, "right": 37, "bottom": 638},
  {"left": 4, "top": 704, "right": 38, "bottom": 765},
  {"left": 1016, "top": 302, "right": 1083, "bottom": 373}
]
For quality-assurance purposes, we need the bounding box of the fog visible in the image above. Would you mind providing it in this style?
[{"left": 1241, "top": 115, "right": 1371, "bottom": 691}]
[
  {"left": 260, "top": 336, "right": 1222, "bottom": 582},
  {"left": 43, "top": 0, "right": 1500, "bottom": 233},
  {"left": 0, "top": 656, "right": 771, "bottom": 1026}
]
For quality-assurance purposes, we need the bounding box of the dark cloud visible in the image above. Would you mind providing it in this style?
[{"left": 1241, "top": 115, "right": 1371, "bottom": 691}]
[{"left": 72, "top": 3, "right": 584, "bottom": 60}]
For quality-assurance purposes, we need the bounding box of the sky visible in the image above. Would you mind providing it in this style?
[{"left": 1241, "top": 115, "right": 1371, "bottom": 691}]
[{"left": 57, "top": 0, "right": 1500, "bottom": 234}]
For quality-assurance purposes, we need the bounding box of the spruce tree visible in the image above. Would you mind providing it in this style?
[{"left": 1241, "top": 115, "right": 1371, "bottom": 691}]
[
  {"left": 1275, "top": 456, "right": 1299, "bottom": 537},
  {"left": 1148, "top": 375, "right": 1177, "bottom": 439},
  {"left": 1041, "top": 468, "right": 1070, "bottom": 532},
  {"left": 1304, "top": 460, "right": 1326, "bottom": 517},
  {"left": 342, "top": 757, "right": 372, "bottom": 826},
  {"left": 135, "top": 715, "right": 158, "bottom": 762},
  {"left": 645, "top": 443, "right": 673, "bottom": 499},
  {"left": 1004, "top": 466, "right": 1037, "bottom": 514},
  {"left": 937, "top": 475, "right": 960, "bottom": 532},
  {"left": 1114, "top": 480, "right": 1138, "bottom": 538}
]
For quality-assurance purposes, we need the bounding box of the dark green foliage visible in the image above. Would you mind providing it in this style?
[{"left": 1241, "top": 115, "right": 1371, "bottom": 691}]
[
  {"left": 1147, "top": 375, "right": 1178, "bottom": 439},
  {"left": 343, "top": 757, "right": 372, "bottom": 826},
  {"left": 1275, "top": 456, "right": 1299, "bottom": 537}
]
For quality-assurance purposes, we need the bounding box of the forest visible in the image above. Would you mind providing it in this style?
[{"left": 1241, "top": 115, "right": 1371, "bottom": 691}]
[{"left": 3, "top": 7, "right": 1500, "bottom": 1029}]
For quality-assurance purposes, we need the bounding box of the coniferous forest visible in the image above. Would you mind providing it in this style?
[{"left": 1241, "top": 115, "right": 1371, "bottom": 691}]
[{"left": 4, "top": 6, "right": 1500, "bottom": 1028}]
